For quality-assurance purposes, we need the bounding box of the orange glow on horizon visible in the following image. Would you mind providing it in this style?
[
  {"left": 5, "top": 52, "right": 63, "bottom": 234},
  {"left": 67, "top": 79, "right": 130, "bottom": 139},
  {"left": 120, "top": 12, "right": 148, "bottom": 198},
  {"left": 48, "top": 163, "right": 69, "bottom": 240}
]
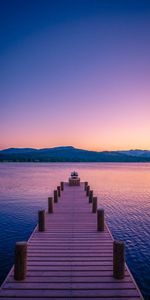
[{"left": 1, "top": 141, "right": 150, "bottom": 152}]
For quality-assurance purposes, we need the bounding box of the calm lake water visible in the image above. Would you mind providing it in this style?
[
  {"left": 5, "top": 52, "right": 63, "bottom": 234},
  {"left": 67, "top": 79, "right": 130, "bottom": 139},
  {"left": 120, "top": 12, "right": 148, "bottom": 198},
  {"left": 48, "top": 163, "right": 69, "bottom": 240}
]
[{"left": 0, "top": 163, "right": 150, "bottom": 299}]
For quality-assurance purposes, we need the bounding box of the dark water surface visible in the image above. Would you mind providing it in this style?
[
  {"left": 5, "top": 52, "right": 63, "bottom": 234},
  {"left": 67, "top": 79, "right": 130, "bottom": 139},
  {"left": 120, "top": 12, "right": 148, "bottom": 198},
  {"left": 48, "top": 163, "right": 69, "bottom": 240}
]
[{"left": 0, "top": 163, "right": 150, "bottom": 299}]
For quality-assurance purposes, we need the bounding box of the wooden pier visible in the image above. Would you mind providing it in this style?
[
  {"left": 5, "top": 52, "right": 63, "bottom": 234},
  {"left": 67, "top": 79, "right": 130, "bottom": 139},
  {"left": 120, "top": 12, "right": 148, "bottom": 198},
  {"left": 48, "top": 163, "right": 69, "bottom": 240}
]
[{"left": 0, "top": 181, "right": 143, "bottom": 299}]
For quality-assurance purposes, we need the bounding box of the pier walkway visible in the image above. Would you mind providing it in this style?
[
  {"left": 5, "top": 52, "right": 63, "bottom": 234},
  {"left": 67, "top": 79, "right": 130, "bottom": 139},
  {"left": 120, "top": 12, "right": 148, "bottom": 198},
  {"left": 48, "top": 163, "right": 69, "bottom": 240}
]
[{"left": 0, "top": 182, "right": 143, "bottom": 299}]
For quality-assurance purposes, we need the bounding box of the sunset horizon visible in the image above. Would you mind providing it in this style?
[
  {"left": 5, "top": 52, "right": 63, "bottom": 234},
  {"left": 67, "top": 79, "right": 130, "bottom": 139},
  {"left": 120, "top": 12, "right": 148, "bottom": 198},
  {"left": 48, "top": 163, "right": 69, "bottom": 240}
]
[{"left": 1, "top": 144, "right": 150, "bottom": 152}]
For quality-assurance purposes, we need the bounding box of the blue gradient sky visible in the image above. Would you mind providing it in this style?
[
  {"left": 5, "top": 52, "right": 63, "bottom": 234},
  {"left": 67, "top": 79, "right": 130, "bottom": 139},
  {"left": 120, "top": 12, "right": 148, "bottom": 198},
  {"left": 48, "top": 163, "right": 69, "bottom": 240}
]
[{"left": 1, "top": 0, "right": 150, "bottom": 150}]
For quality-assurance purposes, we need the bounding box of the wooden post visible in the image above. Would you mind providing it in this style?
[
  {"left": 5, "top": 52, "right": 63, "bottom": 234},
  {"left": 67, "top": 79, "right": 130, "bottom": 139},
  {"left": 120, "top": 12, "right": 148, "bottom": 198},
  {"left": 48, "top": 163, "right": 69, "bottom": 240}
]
[
  {"left": 86, "top": 185, "right": 90, "bottom": 197},
  {"left": 113, "top": 240, "right": 125, "bottom": 279},
  {"left": 48, "top": 197, "right": 53, "bottom": 213},
  {"left": 84, "top": 181, "right": 88, "bottom": 191},
  {"left": 38, "top": 210, "right": 45, "bottom": 231},
  {"left": 60, "top": 181, "right": 64, "bottom": 191},
  {"left": 54, "top": 190, "right": 58, "bottom": 203},
  {"left": 92, "top": 196, "right": 97, "bottom": 213},
  {"left": 57, "top": 186, "right": 61, "bottom": 197},
  {"left": 89, "top": 190, "right": 93, "bottom": 203},
  {"left": 97, "top": 209, "right": 104, "bottom": 231},
  {"left": 14, "top": 242, "right": 27, "bottom": 280}
]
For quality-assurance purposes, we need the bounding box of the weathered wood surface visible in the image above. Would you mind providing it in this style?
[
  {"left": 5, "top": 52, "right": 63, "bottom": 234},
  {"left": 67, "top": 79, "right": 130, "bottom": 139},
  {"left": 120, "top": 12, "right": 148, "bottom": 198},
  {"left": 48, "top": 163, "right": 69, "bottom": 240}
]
[{"left": 0, "top": 182, "right": 143, "bottom": 299}]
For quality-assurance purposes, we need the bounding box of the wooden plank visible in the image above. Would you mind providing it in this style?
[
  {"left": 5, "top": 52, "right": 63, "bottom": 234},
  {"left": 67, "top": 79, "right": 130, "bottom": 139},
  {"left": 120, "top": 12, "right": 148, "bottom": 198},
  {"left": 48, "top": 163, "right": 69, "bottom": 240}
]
[
  {"left": 24, "top": 266, "right": 114, "bottom": 271},
  {"left": 0, "top": 296, "right": 143, "bottom": 300},
  {"left": 4, "top": 282, "right": 136, "bottom": 289},
  {"left": 26, "top": 261, "right": 114, "bottom": 266},
  {"left": 19, "top": 270, "right": 130, "bottom": 277},
  {"left": 8, "top": 276, "right": 131, "bottom": 283},
  {"left": 27, "top": 257, "right": 113, "bottom": 261},
  {"left": 0, "top": 289, "right": 140, "bottom": 297}
]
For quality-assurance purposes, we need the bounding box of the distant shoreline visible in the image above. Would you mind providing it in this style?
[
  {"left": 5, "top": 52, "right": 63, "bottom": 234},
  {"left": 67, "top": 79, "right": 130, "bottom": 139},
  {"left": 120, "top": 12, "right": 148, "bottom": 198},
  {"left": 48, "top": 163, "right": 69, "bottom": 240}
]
[
  {"left": 1, "top": 146, "right": 150, "bottom": 163},
  {"left": 1, "top": 161, "right": 150, "bottom": 164}
]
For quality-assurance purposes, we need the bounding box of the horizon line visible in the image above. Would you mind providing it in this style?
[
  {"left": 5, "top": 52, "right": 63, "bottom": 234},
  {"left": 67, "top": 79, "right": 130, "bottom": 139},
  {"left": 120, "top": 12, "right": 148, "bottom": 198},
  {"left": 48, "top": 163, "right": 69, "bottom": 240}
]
[{"left": 0, "top": 146, "right": 150, "bottom": 152}]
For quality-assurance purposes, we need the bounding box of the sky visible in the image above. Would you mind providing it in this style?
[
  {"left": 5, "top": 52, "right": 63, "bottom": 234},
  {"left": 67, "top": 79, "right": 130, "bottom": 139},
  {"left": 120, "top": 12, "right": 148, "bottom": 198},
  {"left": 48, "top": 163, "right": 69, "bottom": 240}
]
[{"left": 1, "top": 0, "right": 150, "bottom": 151}]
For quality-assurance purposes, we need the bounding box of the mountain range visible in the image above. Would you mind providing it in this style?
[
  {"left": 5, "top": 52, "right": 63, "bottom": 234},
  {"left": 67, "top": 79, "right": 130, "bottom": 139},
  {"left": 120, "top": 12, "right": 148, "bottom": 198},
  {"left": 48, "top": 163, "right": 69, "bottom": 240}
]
[{"left": 0, "top": 146, "right": 150, "bottom": 162}]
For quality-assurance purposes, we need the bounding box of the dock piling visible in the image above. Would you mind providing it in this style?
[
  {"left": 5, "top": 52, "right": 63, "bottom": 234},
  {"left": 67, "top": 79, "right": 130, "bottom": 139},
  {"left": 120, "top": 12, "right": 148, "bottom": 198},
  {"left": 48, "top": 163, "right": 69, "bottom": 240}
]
[
  {"left": 60, "top": 181, "right": 64, "bottom": 191},
  {"left": 113, "top": 240, "right": 125, "bottom": 279},
  {"left": 48, "top": 197, "right": 53, "bottom": 213},
  {"left": 54, "top": 190, "right": 58, "bottom": 203},
  {"left": 14, "top": 242, "right": 27, "bottom": 280},
  {"left": 84, "top": 181, "right": 88, "bottom": 191},
  {"left": 92, "top": 196, "right": 97, "bottom": 213},
  {"left": 86, "top": 185, "right": 90, "bottom": 196},
  {"left": 57, "top": 186, "right": 61, "bottom": 197},
  {"left": 97, "top": 208, "right": 104, "bottom": 231},
  {"left": 89, "top": 190, "right": 93, "bottom": 203},
  {"left": 38, "top": 210, "right": 45, "bottom": 231}
]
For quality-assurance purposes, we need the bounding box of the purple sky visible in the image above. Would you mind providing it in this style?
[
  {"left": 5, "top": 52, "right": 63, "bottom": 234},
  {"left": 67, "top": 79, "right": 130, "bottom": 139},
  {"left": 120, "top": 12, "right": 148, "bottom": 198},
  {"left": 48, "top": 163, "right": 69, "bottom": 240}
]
[{"left": 1, "top": 0, "right": 150, "bottom": 150}]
